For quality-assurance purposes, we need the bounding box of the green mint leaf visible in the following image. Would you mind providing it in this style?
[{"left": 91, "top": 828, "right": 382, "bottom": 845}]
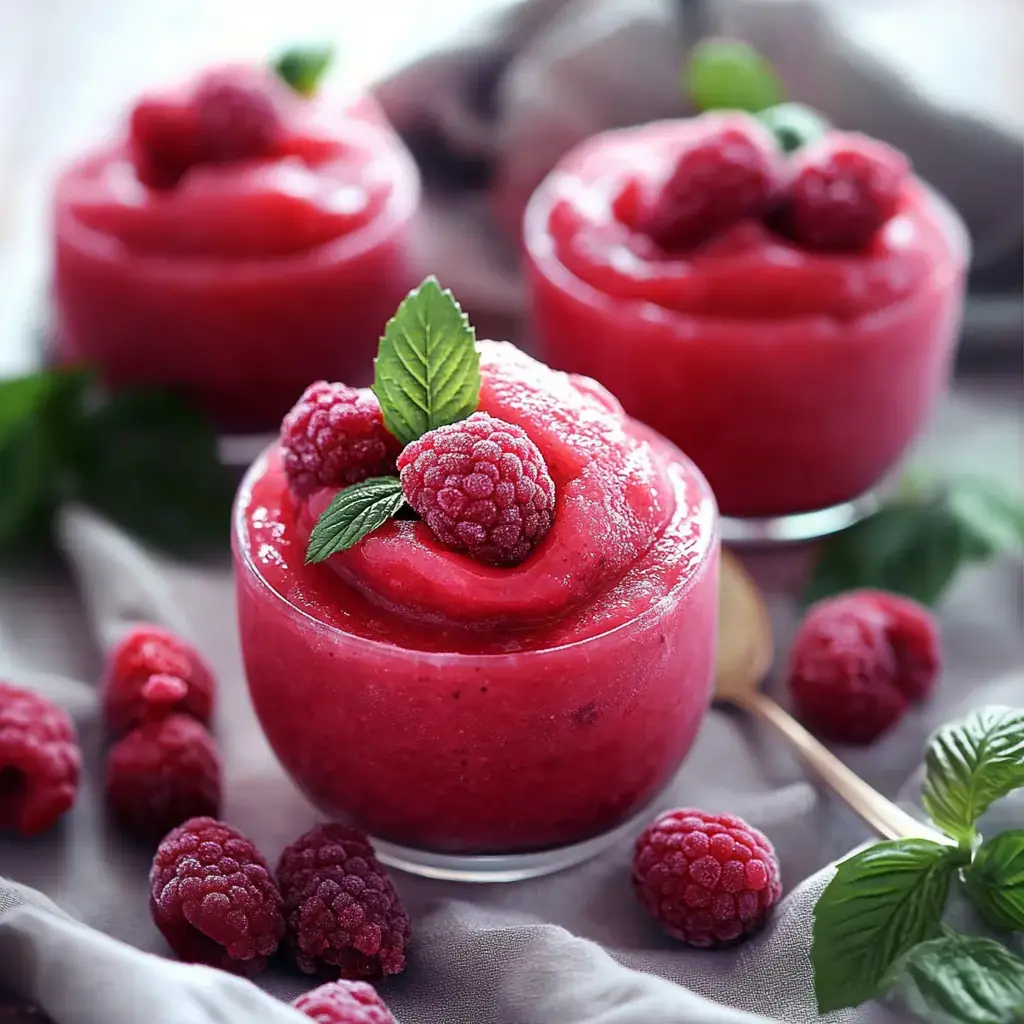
[
  {"left": 273, "top": 44, "right": 334, "bottom": 96},
  {"left": 305, "top": 477, "right": 405, "bottom": 564},
  {"left": 964, "top": 830, "right": 1024, "bottom": 933},
  {"left": 947, "top": 479, "right": 1024, "bottom": 562},
  {"left": 372, "top": 277, "right": 480, "bottom": 446},
  {"left": 812, "top": 839, "right": 956, "bottom": 1013},
  {"left": 0, "top": 417, "right": 54, "bottom": 549},
  {"left": 0, "top": 372, "right": 55, "bottom": 446},
  {"left": 889, "top": 932, "right": 1024, "bottom": 1024},
  {"left": 757, "top": 102, "right": 829, "bottom": 153},
  {"left": 73, "top": 388, "right": 234, "bottom": 557},
  {"left": 804, "top": 498, "right": 966, "bottom": 606},
  {"left": 923, "top": 707, "right": 1024, "bottom": 843},
  {"left": 686, "top": 38, "right": 784, "bottom": 114}
]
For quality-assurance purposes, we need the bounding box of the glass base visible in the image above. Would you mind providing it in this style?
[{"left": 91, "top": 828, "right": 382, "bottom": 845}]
[
  {"left": 370, "top": 814, "right": 643, "bottom": 883},
  {"left": 722, "top": 492, "right": 879, "bottom": 546}
]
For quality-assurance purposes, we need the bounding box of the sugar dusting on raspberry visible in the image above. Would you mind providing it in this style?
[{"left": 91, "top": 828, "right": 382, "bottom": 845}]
[
  {"left": 397, "top": 411, "right": 556, "bottom": 566},
  {"left": 102, "top": 625, "right": 215, "bottom": 737},
  {"left": 633, "top": 808, "right": 782, "bottom": 948},
  {"left": 277, "top": 824, "right": 410, "bottom": 979},
  {"left": 281, "top": 382, "right": 402, "bottom": 500},
  {"left": 292, "top": 980, "right": 398, "bottom": 1024},
  {"left": 640, "top": 113, "right": 782, "bottom": 251},
  {"left": 0, "top": 683, "right": 81, "bottom": 837},
  {"left": 787, "top": 589, "right": 940, "bottom": 745},
  {"left": 781, "top": 132, "right": 909, "bottom": 251},
  {"left": 150, "top": 817, "right": 284, "bottom": 974}
]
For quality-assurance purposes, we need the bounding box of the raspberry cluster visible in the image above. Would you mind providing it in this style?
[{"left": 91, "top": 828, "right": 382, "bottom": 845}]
[
  {"left": 101, "top": 626, "right": 221, "bottom": 840},
  {"left": 0, "top": 682, "right": 81, "bottom": 836},
  {"left": 639, "top": 112, "right": 909, "bottom": 253}
]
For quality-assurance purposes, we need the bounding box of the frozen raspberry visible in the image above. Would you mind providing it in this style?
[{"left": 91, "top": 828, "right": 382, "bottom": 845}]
[
  {"left": 640, "top": 114, "right": 782, "bottom": 251},
  {"left": 398, "top": 412, "right": 556, "bottom": 566},
  {"left": 292, "top": 981, "right": 397, "bottom": 1024},
  {"left": 150, "top": 817, "right": 284, "bottom": 974},
  {"left": 788, "top": 590, "right": 940, "bottom": 744},
  {"left": 633, "top": 808, "right": 782, "bottom": 948},
  {"left": 102, "top": 625, "right": 215, "bottom": 737},
  {"left": 129, "top": 96, "right": 203, "bottom": 189},
  {"left": 194, "top": 71, "right": 283, "bottom": 164},
  {"left": 0, "top": 683, "right": 81, "bottom": 837},
  {"left": 281, "top": 382, "right": 401, "bottom": 500},
  {"left": 105, "top": 681, "right": 222, "bottom": 841},
  {"left": 782, "top": 132, "right": 909, "bottom": 251},
  {"left": 277, "top": 824, "right": 410, "bottom": 979}
]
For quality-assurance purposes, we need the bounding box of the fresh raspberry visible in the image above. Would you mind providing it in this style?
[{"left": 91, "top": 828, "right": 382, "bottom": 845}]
[
  {"left": 150, "top": 817, "right": 284, "bottom": 974},
  {"left": 102, "top": 625, "right": 215, "bottom": 737},
  {"left": 633, "top": 808, "right": 782, "bottom": 948},
  {"left": 277, "top": 824, "right": 410, "bottom": 979},
  {"left": 194, "top": 71, "right": 283, "bottom": 164},
  {"left": 292, "top": 981, "right": 397, "bottom": 1024},
  {"left": 0, "top": 683, "right": 81, "bottom": 837},
  {"left": 398, "top": 412, "right": 556, "bottom": 566},
  {"left": 782, "top": 132, "right": 909, "bottom": 251},
  {"left": 105, "top": 678, "right": 222, "bottom": 840},
  {"left": 129, "top": 97, "right": 203, "bottom": 190},
  {"left": 787, "top": 590, "right": 940, "bottom": 744},
  {"left": 280, "top": 383, "right": 401, "bottom": 500},
  {"left": 640, "top": 114, "right": 782, "bottom": 251}
]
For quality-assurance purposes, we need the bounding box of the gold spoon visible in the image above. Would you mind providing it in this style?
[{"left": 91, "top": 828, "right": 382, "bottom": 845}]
[{"left": 715, "top": 549, "right": 947, "bottom": 843}]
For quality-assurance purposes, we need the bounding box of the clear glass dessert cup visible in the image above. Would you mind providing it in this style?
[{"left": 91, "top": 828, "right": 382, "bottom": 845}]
[
  {"left": 233, "top": 445, "right": 720, "bottom": 882},
  {"left": 524, "top": 123, "right": 971, "bottom": 544}
]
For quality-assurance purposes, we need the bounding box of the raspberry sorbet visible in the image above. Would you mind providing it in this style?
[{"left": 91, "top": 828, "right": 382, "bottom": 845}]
[
  {"left": 525, "top": 117, "right": 968, "bottom": 520},
  {"left": 234, "top": 343, "right": 719, "bottom": 866},
  {"left": 53, "top": 67, "right": 421, "bottom": 431}
]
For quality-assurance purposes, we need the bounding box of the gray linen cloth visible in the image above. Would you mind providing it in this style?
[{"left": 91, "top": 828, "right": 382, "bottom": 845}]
[{"left": 1, "top": 498, "right": 1021, "bottom": 1023}]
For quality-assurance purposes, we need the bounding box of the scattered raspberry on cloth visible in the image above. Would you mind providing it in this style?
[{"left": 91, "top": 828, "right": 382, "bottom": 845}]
[{"left": 292, "top": 980, "right": 397, "bottom": 1024}]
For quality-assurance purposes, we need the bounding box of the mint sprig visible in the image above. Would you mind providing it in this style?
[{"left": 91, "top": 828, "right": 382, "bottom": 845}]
[
  {"left": 923, "top": 708, "right": 1024, "bottom": 844},
  {"left": 812, "top": 840, "right": 955, "bottom": 1012},
  {"left": 805, "top": 476, "right": 1024, "bottom": 607},
  {"left": 685, "top": 39, "right": 784, "bottom": 114},
  {"left": 373, "top": 276, "right": 480, "bottom": 447},
  {"left": 273, "top": 44, "right": 334, "bottom": 97},
  {"left": 304, "top": 279, "right": 481, "bottom": 562},
  {"left": 890, "top": 932, "right": 1024, "bottom": 1024},
  {"left": 305, "top": 477, "right": 405, "bottom": 564},
  {"left": 0, "top": 367, "right": 233, "bottom": 557},
  {"left": 812, "top": 707, "right": 1024, "bottom": 1022},
  {"left": 964, "top": 831, "right": 1024, "bottom": 933}
]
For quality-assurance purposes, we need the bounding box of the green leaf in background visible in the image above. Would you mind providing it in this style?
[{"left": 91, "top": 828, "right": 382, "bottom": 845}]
[
  {"left": 305, "top": 476, "right": 406, "bottom": 564},
  {"left": 812, "top": 839, "right": 956, "bottom": 1013},
  {"left": 0, "top": 372, "right": 53, "bottom": 446},
  {"left": 923, "top": 707, "right": 1024, "bottom": 844},
  {"left": 72, "top": 388, "right": 234, "bottom": 557},
  {"left": 273, "top": 43, "right": 334, "bottom": 96},
  {"left": 889, "top": 932, "right": 1024, "bottom": 1024},
  {"left": 757, "top": 102, "right": 830, "bottom": 153},
  {"left": 948, "top": 479, "right": 1024, "bottom": 562},
  {"left": 686, "top": 38, "right": 784, "bottom": 114},
  {"left": 964, "top": 830, "right": 1024, "bottom": 933},
  {"left": 372, "top": 277, "right": 480, "bottom": 447}
]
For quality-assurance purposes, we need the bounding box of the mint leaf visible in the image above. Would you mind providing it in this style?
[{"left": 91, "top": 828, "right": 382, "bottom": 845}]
[
  {"left": 273, "top": 44, "right": 334, "bottom": 96},
  {"left": 0, "top": 372, "right": 54, "bottom": 446},
  {"left": 964, "top": 830, "right": 1024, "bottom": 932},
  {"left": 948, "top": 479, "right": 1024, "bottom": 562},
  {"left": 812, "top": 839, "right": 956, "bottom": 1013},
  {"left": 73, "top": 388, "right": 234, "bottom": 556},
  {"left": 890, "top": 932, "right": 1024, "bottom": 1024},
  {"left": 372, "top": 277, "right": 480, "bottom": 446},
  {"left": 306, "top": 477, "right": 405, "bottom": 564},
  {"left": 805, "top": 499, "right": 966, "bottom": 606},
  {"left": 686, "top": 39, "right": 784, "bottom": 114},
  {"left": 757, "top": 102, "right": 829, "bottom": 153},
  {"left": 0, "top": 417, "right": 54, "bottom": 548},
  {"left": 923, "top": 708, "right": 1024, "bottom": 843}
]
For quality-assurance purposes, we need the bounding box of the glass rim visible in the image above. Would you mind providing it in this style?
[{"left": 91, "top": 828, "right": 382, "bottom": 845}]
[{"left": 233, "top": 441, "right": 720, "bottom": 664}]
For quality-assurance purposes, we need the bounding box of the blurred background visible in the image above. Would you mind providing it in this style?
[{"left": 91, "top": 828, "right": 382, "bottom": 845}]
[{"left": 1, "top": 0, "right": 1021, "bottom": 381}]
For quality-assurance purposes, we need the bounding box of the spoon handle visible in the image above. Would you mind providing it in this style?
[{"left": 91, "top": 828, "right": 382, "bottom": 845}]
[{"left": 736, "top": 691, "right": 948, "bottom": 844}]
